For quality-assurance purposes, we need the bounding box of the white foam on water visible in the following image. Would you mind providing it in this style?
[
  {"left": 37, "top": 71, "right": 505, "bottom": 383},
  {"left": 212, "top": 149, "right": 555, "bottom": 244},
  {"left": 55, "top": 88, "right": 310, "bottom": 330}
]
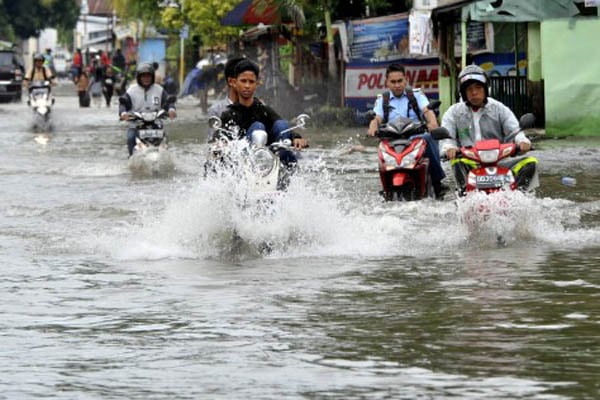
[{"left": 95, "top": 150, "right": 600, "bottom": 261}]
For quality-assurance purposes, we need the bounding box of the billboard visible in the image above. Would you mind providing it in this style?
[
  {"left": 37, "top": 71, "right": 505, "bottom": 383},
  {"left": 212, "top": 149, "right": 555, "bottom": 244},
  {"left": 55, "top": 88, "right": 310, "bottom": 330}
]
[{"left": 345, "top": 14, "right": 438, "bottom": 112}]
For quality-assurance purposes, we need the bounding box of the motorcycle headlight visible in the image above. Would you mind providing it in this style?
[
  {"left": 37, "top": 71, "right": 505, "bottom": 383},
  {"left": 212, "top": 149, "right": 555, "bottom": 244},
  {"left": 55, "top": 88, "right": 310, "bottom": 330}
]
[
  {"left": 252, "top": 148, "right": 275, "bottom": 176},
  {"left": 379, "top": 142, "right": 396, "bottom": 168},
  {"left": 399, "top": 142, "right": 423, "bottom": 168},
  {"left": 141, "top": 112, "right": 156, "bottom": 122},
  {"left": 478, "top": 149, "right": 499, "bottom": 164},
  {"left": 251, "top": 129, "right": 268, "bottom": 147},
  {"left": 38, "top": 106, "right": 48, "bottom": 115}
]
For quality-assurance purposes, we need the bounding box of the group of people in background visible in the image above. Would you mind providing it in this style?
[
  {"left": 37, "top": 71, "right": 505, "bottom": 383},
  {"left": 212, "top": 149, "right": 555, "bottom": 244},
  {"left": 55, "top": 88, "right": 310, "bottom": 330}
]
[{"left": 71, "top": 48, "right": 136, "bottom": 108}]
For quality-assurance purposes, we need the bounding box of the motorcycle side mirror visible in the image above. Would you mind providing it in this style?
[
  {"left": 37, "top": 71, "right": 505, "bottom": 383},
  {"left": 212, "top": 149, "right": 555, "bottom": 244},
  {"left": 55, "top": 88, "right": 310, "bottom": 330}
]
[
  {"left": 208, "top": 116, "right": 222, "bottom": 129},
  {"left": 427, "top": 100, "right": 442, "bottom": 110},
  {"left": 519, "top": 113, "right": 536, "bottom": 129},
  {"left": 295, "top": 113, "right": 310, "bottom": 128},
  {"left": 429, "top": 127, "right": 451, "bottom": 141}
]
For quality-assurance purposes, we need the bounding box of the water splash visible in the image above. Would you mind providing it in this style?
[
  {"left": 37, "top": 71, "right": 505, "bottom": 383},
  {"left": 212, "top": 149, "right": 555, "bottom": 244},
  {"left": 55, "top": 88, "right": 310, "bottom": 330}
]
[{"left": 98, "top": 150, "right": 600, "bottom": 261}]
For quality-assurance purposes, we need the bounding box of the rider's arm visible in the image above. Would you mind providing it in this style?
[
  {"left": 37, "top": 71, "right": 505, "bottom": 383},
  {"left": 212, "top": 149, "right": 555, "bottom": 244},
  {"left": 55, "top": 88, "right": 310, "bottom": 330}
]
[
  {"left": 500, "top": 103, "right": 529, "bottom": 145},
  {"left": 118, "top": 93, "right": 132, "bottom": 120},
  {"left": 160, "top": 90, "right": 176, "bottom": 118},
  {"left": 439, "top": 105, "right": 460, "bottom": 158},
  {"left": 417, "top": 92, "right": 439, "bottom": 130},
  {"left": 367, "top": 96, "right": 384, "bottom": 136}
]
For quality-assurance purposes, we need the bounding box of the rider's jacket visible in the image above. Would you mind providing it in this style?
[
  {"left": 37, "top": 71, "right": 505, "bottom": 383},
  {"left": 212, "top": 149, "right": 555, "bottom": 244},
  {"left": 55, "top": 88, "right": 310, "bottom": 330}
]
[
  {"left": 25, "top": 66, "right": 54, "bottom": 83},
  {"left": 119, "top": 83, "right": 175, "bottom": 128},
  {"left": 440, "top": 97, "right": 530, "bottom": 156},
  {"left": 220, "top": 98, "right": 281, "bottom": 138}
]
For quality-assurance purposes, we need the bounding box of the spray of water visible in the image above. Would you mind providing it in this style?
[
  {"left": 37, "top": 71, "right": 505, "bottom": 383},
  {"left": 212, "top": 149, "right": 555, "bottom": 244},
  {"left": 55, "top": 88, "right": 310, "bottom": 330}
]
[{"left": 97, "top": 144, "right": 600, "bottom": 261}]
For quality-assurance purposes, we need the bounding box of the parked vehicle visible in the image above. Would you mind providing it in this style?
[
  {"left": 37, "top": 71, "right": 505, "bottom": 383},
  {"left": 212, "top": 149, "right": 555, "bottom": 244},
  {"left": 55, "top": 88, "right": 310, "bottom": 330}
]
[
  {"left": 0, "top": 48, "right": 24, "bottom": 102},
  {"left": 53, "top": 51, "right": 72, "bottom": 78}
]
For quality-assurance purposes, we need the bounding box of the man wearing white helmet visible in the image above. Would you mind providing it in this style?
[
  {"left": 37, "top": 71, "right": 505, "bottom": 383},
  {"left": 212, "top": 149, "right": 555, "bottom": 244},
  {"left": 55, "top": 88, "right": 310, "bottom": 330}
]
[
  {"left": 440, "top": 64, "right": 536, "bottom": 191},
  {"left": 119, "top": 62, "right": 177, "bottom": 156}
]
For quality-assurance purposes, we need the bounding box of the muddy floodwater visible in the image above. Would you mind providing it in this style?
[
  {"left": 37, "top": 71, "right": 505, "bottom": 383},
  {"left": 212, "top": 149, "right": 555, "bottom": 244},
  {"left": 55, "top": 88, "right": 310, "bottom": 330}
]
[{"left": 0, "top": 89, "right": 598, "bottom": 399}]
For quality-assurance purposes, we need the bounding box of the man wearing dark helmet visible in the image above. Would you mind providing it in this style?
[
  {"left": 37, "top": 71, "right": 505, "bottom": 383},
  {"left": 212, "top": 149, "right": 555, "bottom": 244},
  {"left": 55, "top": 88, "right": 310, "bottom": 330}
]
[
  {"left": 23, "top": 53, "right": 55, "bottom": 90},
  {"left": 118, "top": 62, "right": 177, "bottom": 156}
]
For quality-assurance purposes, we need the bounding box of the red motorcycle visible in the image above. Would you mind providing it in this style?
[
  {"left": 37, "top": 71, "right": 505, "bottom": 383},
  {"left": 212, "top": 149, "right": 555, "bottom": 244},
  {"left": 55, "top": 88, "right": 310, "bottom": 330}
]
[
  {"left": 372, "top": 100, "right": 442, "bottom": 201},
  {"left": 432, "top": 113, "right": 539, "bottom": 196}
]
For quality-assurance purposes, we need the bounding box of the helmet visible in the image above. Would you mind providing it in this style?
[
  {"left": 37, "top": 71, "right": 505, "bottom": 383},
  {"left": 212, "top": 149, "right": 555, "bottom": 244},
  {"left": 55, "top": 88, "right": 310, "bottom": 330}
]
[
  {"left": 33, "top": 53, "right": 44, "bottom": 62},
  {"left": 458, "top": 64, "right": 488, "bottom": 103},
  {"left": 136, "top": 62, "right": 155, "bottom": 87}
]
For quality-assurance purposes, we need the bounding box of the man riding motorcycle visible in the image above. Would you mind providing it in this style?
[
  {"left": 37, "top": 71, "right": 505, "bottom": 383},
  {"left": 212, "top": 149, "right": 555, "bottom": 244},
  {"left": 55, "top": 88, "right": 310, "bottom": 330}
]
[
  {"left": 219, "top": 59, "right": 299, "bottom": 167},
  {"left": 367, "top": 63, "right": 448, "bottom": 198},
  {"left": 440, "top": 64, "right": 538, "bottom": 192},
  {"left": 23, "top": 53, "right": 56, "bottom": 90},
  {"left": 119, "top": 63, "right": 177, "bottom": 156}
]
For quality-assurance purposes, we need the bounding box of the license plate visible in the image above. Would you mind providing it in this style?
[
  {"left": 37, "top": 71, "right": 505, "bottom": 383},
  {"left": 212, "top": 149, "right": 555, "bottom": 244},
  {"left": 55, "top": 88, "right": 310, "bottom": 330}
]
[
  {"left": 476, "top": 174, "right": 508, "bottom": 188},
  {"left": 139, "top": 129, "right": 164, "bottom": 139}
]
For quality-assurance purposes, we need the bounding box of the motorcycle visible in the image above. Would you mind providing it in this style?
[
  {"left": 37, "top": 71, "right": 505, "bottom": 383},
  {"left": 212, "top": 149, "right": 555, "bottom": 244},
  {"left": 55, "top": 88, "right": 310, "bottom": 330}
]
[
  {"left": 27, "top": 80, "right": 54, "bottom": 131},
  {"left": 118, "top": 92, "right": 178, "bottom": 176},
  {"left": 431, "top": 113, "right": 539, "bottom": 245},
  {"left": 431, "top": 113, "right": 539, "bottom": 196},
  {"left": 205, "top": 114, "right": 309, "bottom": 196},
  {"left": 370, "top": 100, "right": 442, "bottom": 201}
]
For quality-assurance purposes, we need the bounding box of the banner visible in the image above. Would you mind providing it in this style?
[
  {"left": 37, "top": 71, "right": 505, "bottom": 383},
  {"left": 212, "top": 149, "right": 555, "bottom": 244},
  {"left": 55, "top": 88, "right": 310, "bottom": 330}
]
[
  {"left": 409, "top": 10, "right": 434, "bottom": 56},
  {"left": 455, "top": 21, "right": 494, "bottom": 54},
  {"left": 347, "top": 13, "right": 410, "bottom": 63}
]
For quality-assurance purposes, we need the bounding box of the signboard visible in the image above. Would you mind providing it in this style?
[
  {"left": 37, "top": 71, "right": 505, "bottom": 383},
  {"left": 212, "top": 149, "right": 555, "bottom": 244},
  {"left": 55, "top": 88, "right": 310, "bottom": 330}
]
[
  {"left": 347, "top": 13, "right": 410, "bottom": 63},
  {"left": 345, "top": 60, "right": 439, "bottom": 111},
  {"left": 585, "top": 0, "right": 599, "bottom": 6},
  {"left": 455, "top": 21, "right": 494, "bottom": 54}
]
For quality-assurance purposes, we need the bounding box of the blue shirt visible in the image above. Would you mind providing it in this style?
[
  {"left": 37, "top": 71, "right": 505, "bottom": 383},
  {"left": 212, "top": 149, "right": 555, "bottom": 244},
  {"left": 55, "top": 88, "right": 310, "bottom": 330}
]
[{"left": 373, "top": 89, "right": 430, "bottom": 123}]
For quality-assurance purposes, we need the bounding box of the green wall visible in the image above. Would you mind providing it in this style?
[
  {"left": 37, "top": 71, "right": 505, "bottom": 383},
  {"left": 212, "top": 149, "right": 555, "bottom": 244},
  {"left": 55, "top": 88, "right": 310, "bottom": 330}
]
[{"left": 541, "top": 18, "right": 600, "bottom": 137}]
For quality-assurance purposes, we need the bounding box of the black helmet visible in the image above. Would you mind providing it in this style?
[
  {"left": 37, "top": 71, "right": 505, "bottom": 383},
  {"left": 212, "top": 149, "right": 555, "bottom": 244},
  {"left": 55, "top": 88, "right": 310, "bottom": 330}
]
[
  {"left": 136, "top": 62, "right": 155, "bottom": 87},
  {"left": 33, "top": 53, "right": 44, "bottom": 62},
  {"left": 458, "top": 64, "right": 488, "bottom": 103}
]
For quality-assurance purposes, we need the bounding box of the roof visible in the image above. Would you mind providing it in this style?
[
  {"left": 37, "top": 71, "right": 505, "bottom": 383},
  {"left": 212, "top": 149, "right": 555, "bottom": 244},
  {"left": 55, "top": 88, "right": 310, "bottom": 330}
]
[{"left": 87, "top": 0, "right": 113, "bottom": 16}]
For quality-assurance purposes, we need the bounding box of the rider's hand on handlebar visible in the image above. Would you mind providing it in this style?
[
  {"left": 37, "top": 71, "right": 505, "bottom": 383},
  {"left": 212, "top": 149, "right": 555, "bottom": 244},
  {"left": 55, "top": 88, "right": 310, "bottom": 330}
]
[
  {"left": 367, "top": 124, "right": 378, "bottom": 137},
  {"left": 168, "top": 110, "right": 177, "bottom": 119},
  {"left": 446, "top": 148, "right": 458, "bottom": 160},
  {"left": 293, "top": 137, "right": 309, "bottom": 149},
  {"left": 120, "top": 112, "right": 130, "bottom": 121},
  {"left": 518, "top": 141, "right": 531, "bottom": 153}
]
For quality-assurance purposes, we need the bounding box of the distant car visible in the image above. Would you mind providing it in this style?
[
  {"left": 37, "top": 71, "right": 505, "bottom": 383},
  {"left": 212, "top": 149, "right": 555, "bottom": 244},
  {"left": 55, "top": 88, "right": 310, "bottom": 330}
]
[
  {"left": 53, "top": 52, "right": 72, "bottom": 78},
  {"left": 0, "top": 49, "right": 24, "bottom": 102}
]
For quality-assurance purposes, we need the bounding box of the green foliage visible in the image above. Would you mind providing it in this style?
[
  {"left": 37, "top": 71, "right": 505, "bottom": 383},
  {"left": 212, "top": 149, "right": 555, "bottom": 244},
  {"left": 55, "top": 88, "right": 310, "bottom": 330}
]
[
  {"left": 1, "top": 0, "right": 79, "bottom": 39},
  {"left": 113, "top": 0, "right": 162, "bottom": 26},
  {"left": 160, "top": 0, "right": 239, "bottom": 47}
]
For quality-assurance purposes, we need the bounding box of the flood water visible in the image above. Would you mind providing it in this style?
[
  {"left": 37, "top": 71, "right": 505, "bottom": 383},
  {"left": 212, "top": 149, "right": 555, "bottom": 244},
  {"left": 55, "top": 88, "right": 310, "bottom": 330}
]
[{"left": 1, "top": 87, "right": 599, "bottom": 399}]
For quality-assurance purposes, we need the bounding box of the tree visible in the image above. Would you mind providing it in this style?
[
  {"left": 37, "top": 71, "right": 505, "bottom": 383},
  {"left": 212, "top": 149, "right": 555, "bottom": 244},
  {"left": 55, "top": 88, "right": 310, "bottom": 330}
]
[
  {"left": 1, "top": 0, "right": 79, "bottom": 39},
  {"left": 113, "top": 0, "right": 163, "bottom": 27},
  {"left": 160, "top": 0, "right": 239, "bottom": 48}
]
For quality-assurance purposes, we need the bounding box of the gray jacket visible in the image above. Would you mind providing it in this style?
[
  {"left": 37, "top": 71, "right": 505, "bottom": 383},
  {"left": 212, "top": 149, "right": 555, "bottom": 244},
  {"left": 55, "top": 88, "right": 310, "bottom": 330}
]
[
  {"left": 440, "top": 97, "right": 530, "bottom": 156},
  {"left": 119, "top": 83, "right": 176, "bottom": 128}
]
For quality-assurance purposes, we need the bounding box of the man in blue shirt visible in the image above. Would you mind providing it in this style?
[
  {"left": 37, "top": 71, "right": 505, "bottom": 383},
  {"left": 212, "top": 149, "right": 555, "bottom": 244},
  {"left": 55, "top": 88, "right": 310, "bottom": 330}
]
[{"left": 367, "top": 63, "right": 448, "bottom": 198}]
